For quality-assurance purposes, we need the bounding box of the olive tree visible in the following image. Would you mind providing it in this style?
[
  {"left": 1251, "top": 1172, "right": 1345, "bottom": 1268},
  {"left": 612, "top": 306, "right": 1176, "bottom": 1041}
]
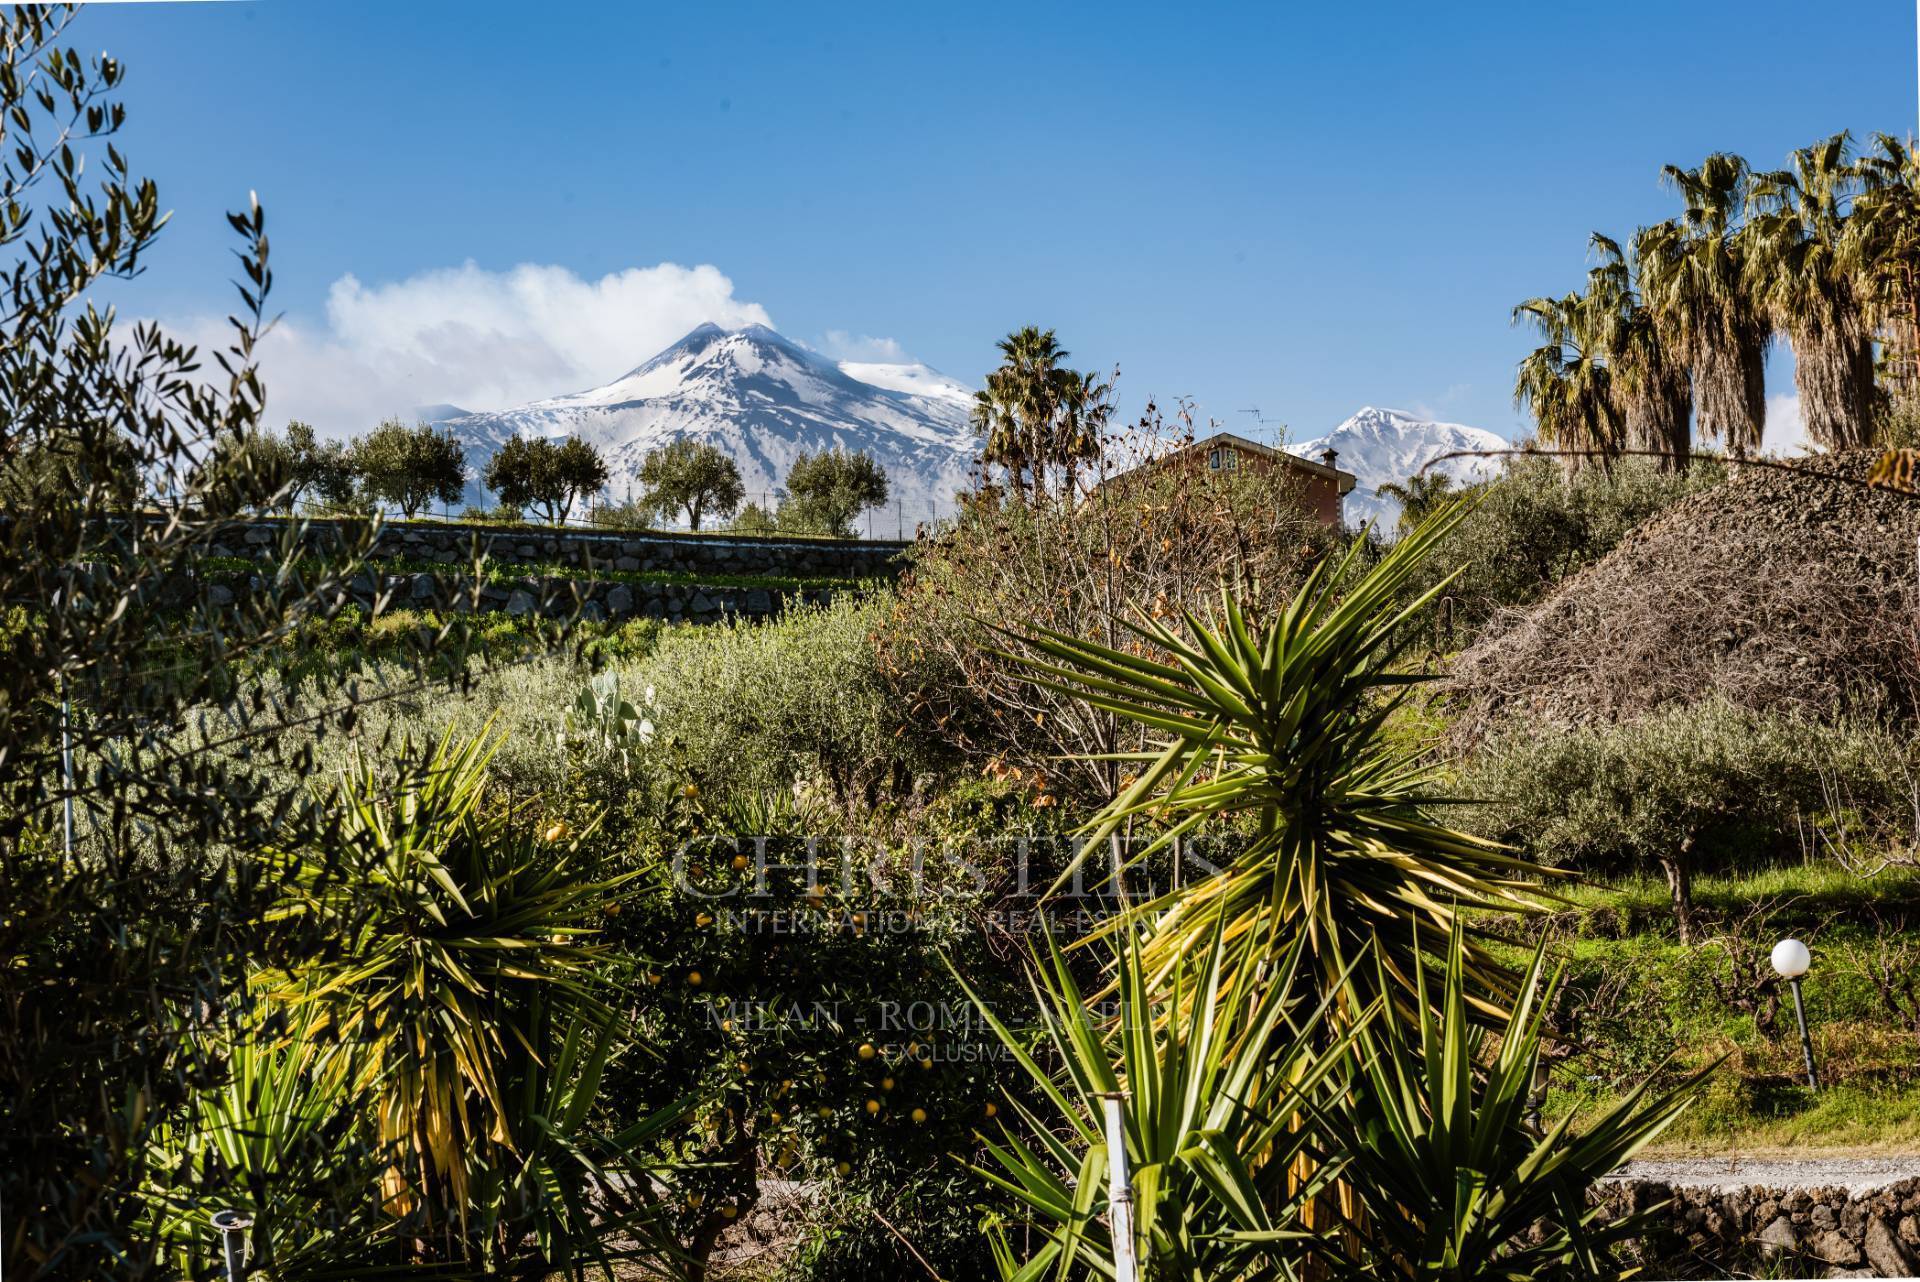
[
  {"left": 349, "top": 417, "right": 467, "bottom": 517},
  {"left": 782, "top": 447, "right": 888, "bottom": 536},
  {"left": 0, "top": 12, "right": 510, "bottom": 1275},
  {"left": 637, "top": 438, "right": 743, "bottom": 530},
  {"left": 485, "top": 433, "right": 609, "bottom": 524}
]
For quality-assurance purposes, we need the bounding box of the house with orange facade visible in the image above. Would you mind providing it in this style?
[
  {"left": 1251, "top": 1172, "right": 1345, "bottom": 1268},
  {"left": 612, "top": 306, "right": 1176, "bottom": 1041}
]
[{"left": 1104, "top": 431, "right": 1357, "bottom": 528}]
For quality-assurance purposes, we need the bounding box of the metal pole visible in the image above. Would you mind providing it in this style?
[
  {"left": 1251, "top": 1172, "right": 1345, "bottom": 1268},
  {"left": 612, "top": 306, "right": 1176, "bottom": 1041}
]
[
  {"left": 59, "top": 677, "right": 73, "bottom": 862},
  {"left": 210, "top": 1210, "right": 252, "bottom": 1282},
  {"left": 1789, "top": 976, "right": 1819, "bottom": 1089},
  {"left": 1098, "top": 1093, "right": 1138, "bottom": 1282}
]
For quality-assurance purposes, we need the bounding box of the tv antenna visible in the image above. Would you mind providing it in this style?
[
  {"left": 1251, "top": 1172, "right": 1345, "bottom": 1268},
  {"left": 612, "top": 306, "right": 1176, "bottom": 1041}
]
[{"left": 1239, "top": 406, "right": 1287, "bottom": 446}]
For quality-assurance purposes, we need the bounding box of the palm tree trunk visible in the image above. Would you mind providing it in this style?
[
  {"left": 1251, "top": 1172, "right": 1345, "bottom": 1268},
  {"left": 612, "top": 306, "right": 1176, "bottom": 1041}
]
[{"left": 1791, "top": 318, "right": 1877, "bottom": 450}]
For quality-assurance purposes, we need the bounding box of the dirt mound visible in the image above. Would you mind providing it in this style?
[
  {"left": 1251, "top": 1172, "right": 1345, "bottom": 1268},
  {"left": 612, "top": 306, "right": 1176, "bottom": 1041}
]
[{"left": 1447, "top": 451, "right": 1920, "bottom": 741}]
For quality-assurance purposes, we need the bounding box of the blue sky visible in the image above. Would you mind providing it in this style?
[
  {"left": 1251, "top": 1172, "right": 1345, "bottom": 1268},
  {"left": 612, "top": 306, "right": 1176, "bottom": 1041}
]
[{"left": 92, "top": 0, "right": 1920, "bottom": 447}]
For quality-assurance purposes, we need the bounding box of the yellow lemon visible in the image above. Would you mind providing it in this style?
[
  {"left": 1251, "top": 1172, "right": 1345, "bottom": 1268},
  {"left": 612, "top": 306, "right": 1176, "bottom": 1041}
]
[
  {"left": 687, "top": 970, "right": 703, "bottom": 986},
  {"left": 816, "top": 1106, "right": 832, "bottom": 1120},
  {"left": 880, "top": 1076, "right": 894, "bottom": 1091},
  {"left": 645, "top": 971, "right": 662, "bottom": 985},
  {"left": 918, "top": 1057, "right": 933, "bottom": 1071},
  {"left": 910, "top": 1107, "right": 928, "bottom": 1125},
  {"left": 681, "top": 782, "right": 699, "bottom": 799},
  {"left": 769, "top": 1110, "right": 783, "bottom": 1125},
  {"left": 732, "top": 853, "right": 750, "bottom": 871},
  {"left": 721, "top": 1204, "right": 738, "bottom": 1220},
  {"left": 984, "top": 1101, "right": 998, "bottom": 1118},
  {"left": 696, "top": 912, "right": 714, "bottom": 927},
  {"left": 863, "top": 1098, "right": 880, "bottom": 1115},
  {"left": 835, "top": 1160, "right": 851, "bottom": 1176},
  {"left": 543, "top": 820, "right": 571, "bottom": 843},
  {"left": 857, "top": 1042, "right": 876, "bottom": 1060}
]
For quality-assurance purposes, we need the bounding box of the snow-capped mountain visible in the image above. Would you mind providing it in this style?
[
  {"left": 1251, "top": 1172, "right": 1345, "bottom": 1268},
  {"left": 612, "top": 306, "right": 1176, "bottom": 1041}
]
[
  {"left": 425, "top": 324, "right": 979, "bottom": 524},
  {"left": 1295, "top": 407, "right": 1509, "bottom": 532}
]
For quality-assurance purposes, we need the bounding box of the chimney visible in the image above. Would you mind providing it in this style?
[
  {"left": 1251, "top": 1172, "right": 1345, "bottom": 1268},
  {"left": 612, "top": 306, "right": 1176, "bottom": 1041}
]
[{"left": 1319, "top": 447, "right": 1339, "bottom": 470}]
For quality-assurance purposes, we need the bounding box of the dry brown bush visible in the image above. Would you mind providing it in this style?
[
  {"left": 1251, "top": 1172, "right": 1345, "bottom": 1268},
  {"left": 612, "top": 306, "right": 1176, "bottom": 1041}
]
[
  {"left": 1447, "top": 451, "right": 1920, "bottom": 741},
  {"left": 875, "top": 400, "right": 1339, "bottom": 801}
]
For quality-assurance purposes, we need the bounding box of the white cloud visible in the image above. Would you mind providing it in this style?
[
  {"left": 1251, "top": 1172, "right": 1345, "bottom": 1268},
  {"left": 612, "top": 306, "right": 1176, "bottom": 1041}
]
[
  {"left": 817, "top": 329, "right": 909, "bottom": 363},
  {"left": 157, "top": 260, "right": 772, "bottom": 437},
  {"left": 1762, "top": 392, "right": 1810, "bottom": 457}
]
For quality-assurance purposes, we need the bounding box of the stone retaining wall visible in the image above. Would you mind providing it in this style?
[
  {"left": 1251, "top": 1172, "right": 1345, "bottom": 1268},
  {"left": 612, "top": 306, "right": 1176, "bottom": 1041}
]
[
  {"left": 208, "top": 566, "right": 840, "bottom": 624},
  {"left": 1596, "top": 1177, "right": 1920, "bottom": 1278},
  {"left": 211, "top": 517, "right": 908, "bottom": 581}
]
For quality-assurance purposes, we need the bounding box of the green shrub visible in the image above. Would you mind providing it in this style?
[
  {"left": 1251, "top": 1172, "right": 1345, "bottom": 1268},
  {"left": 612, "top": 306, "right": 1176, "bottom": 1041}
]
[
  {"left": 636, "top": 594, "right": 951, "bottom": 807},
  {"left": 1462, "top": 700, "right": 1913, "bottom": 940}
]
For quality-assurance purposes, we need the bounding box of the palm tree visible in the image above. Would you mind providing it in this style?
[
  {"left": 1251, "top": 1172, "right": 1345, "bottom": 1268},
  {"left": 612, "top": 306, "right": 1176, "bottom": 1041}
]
[
  {"left": 1748, "top": 132, "right": 1876, "bottom": 449},
  {"left": 972, "top": 369, "right": 1028, "bottom": 500},
  {"left": 1512, "top": 285, "right": 1622, "bottom": 467},
  {"left": 1376, "top": 470, "right": 1457, "bottom": 534},
  {"left": 976, "top": 327, "right": 1111, "bottom": 498},
  {"left": 1639, "top": 154, "right": 1769, "bottom": 457},
  {"left": 996, "top": 326, "right": 1069, "bottom": 494},
  {"left": 1594, "top": 232, "right": 1693, "bottom": 470},
  {"left": 1053, "top": 364, "right": 1114, "bottom": 495},
  {"left": 1850, "top": 133, "right": 1920, "bottom": 400}
]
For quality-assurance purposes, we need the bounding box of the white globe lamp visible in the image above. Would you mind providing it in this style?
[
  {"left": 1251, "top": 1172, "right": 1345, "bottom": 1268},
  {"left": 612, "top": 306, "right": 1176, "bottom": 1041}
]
[
  {"left": 1771, "top": 938, "right": 1818, "bottom": 1088},
  {"left": 1770, "top": 938, "right": 1810, "bottom": 979}
]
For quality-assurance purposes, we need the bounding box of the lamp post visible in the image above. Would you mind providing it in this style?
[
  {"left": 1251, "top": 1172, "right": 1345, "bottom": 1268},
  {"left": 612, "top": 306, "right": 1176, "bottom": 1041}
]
[
  {"left": 1096, "top": 1092, "right": 1138, "bottom": 1282},
  {"left": 1771, "top": 938, "right": 1818, "bottom": 1089},
  {"left": 209, "top": 1209, "right": 252, "bottom": 1282}
]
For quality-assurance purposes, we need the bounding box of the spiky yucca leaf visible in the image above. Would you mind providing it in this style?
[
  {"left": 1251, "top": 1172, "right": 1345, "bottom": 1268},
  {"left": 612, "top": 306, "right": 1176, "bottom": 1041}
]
[
  {"left": 264, "top": 723, "right": 632, "bottom": 1228},
  {"left": 959, "top": 927, "right": 1372, "bottom": 1281},
  {"left": 1002, "top": 502, "right": 1561, "bottom": 1026},
  {"left": 1303, "top": 924, "right": 1713, "bottom": 1282}
]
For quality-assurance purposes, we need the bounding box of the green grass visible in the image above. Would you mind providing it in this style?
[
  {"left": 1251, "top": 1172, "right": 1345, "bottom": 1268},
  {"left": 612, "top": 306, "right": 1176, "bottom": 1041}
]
[{"left": 1510, "top": 862, "right": 1920, "bottom": 1153}]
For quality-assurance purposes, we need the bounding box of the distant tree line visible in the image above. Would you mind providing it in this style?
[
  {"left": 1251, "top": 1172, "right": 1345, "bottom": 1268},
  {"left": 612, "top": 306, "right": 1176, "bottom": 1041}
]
[{"left": 608, "top": 439, "right": 891, "bottom": 537}]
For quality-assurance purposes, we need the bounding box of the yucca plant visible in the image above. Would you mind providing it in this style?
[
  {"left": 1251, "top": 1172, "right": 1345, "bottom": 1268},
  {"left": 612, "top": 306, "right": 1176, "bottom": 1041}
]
[
  {"left": 465, "top": 992, "right": 692, "bottom": 1279},
  {"left": 1304, "top": 925, "right": 1712, "bottom": 1282},
  {"left": 263, "top": 724, "right": 640, "bottom": 1265},
  {"left": 141, "top": 1005, "right": 401, "bottom": 1279},
  {"left": 961, "top": 925, "right": 1371, "bottom": 1282},
  {"left": 1002, "top": 503, "right": 1559, "bottom": 1026}
]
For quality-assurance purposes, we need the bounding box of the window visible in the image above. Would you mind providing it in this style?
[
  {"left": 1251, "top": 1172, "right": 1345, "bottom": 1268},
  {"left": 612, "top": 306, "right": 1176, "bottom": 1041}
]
[{"left": 1208, "top": 447, "right": 1237, "bottom": 472}]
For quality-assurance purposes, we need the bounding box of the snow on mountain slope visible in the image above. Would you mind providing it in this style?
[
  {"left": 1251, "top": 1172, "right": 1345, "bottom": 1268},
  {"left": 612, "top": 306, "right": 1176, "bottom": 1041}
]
[
  {"left": 428, "top": 324, "right": 979, "bottom": 525},
  {"left": 1296, "top": 407, "right": 1509, "bottom": 532}
]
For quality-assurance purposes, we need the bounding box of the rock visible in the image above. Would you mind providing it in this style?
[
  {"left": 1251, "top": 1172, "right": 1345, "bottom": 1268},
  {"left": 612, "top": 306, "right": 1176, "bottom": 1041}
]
[
  {"left": 690, "top": 591, "right": 717, "bottom": 615},
  {"left": 506, "top": 589, "right": 536, "bottom": 617},
  {"left": 243, "top": 527, "right": 273, "bottom": 545},
  {"left": 745, "top": 588, "right": 773, "bottom": 615},
  {"left": 1758, "top": 1216, "right": 1799, "bottom": 1256},
  {"left": 1867, "top": 1216, "right": 1916, "bottom": 1277},
  {"left": 1827, "top": 1269, "right": 1876, "bottom": 1278},
  {"left": 1899, "top": 1215, "right": 1919, "bottom": 1245},
  {"left": 615, "top": 556, "right": 640, "bottom": 572},
  {"left": 410, "top": 572, "right": 436, "bottom": 601},
  {"left": 1812, "top": 1230, "right": 1861, "bottom": 1266},
  {"left": 207, "top": 584, "right": 235, "bottom": 606},
  {"left": 1812, "top": 1205, "right": 1838, "bottom": 1232},
  {"left": 580, "top": 600, "right": 604, "bottom": 623},
  {"left": 606, "top": 585, "right": 634, "bottom": 617}
]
